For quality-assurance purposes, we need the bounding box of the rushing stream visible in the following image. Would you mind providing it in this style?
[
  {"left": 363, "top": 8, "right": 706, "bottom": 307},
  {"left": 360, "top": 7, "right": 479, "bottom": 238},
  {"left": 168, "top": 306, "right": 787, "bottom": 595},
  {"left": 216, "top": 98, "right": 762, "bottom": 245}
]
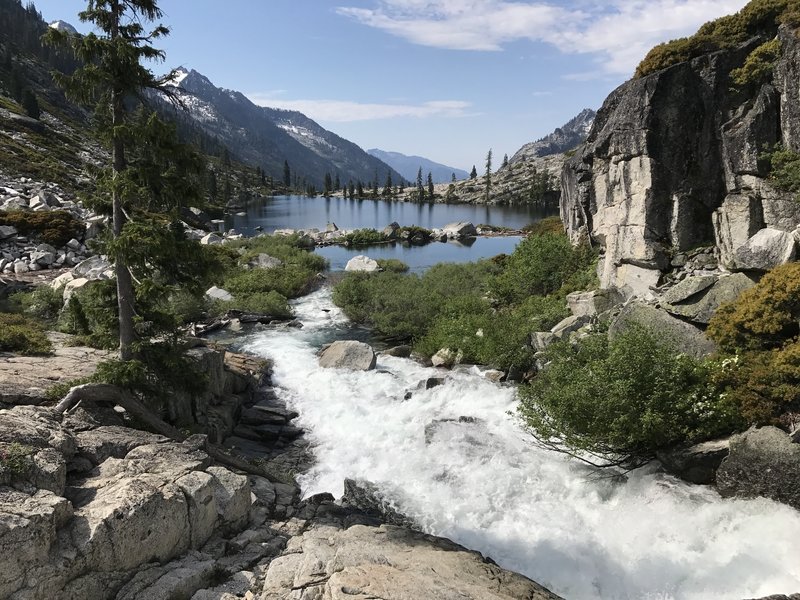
[{"left": 243, "top": 288, "right": 800, "bottom": 600}]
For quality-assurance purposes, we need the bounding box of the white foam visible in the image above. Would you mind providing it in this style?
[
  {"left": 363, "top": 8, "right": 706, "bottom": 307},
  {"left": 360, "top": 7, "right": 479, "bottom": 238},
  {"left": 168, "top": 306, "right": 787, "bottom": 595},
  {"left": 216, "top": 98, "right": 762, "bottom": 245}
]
[{"left": 243, "top": 288, "right": 800, "bottom": 600}]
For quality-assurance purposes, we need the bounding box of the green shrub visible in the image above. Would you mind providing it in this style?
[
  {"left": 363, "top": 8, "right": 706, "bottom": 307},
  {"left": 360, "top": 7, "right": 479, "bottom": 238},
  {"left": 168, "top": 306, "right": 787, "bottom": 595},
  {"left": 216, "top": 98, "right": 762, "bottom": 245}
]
[
  {"left": 522, "top": 216, "right": 564, "bottom": 237},
  {"left": 0, "top": 442, "right": 34, "bottom": 477},
  {"left": 232, "top": 234, "right": 326, "bottom": 273},
  {"left": 343, "top": 228, "right": 388, "bottom": 246},
  {"left": 224, "top": 264, "right": 319, "bottom": 300},
  {"left": 490, "top": 232, "right": 597, "bottom": 304},
  {"left": 760, "top": 144, "right": 800, "bottom": 194},
  {"left": 731, "top": 38, "right": 782, "bottom": 86},
  {"left": 0, "top": 209, "right": 83, "bottom": 246},
  {"left": 518, "top": 327, "right": 739, "bottom": 467},
  {"left": 58, "top": 279, "right": 119, "bottom": 349},
  {"left": 635, "top": 0, "right": 797, "bottom": 78},
  {"left": 709, "top": 344, "right": 800, "bottom": 425},
  {"left": 10, "top": 285, "right": 64, "bottom": 322},
  {"left": 0, "top": 313, "right": 53, "bottom": 355},
  {"left": 376, "top": 258, "right": 409, "bottom": 273},
  {"left": 707, "top": 262, "right": 800, "bottom": 351},
  {"left": 227, "top": 291, "right": 291, "bottom": 318}
]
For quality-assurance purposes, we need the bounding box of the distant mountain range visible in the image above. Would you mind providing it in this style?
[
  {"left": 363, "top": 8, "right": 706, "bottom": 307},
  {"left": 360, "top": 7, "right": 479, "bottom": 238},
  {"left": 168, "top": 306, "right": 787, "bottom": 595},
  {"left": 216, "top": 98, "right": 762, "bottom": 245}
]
[
  {"left": 158, "top": 68, "right": 403, "bottom": 189},
  {"left": 367, "top": 149, "right": 469, "bottom": 184},
  {"left": 509, "top": 108, "right": 596, "bottom": 165}
]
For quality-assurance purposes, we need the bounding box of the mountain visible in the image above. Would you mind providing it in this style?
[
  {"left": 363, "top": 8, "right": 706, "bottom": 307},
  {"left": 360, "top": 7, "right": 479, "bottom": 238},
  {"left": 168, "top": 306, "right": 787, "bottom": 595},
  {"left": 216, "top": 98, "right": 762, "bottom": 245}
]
[
  {"left": 366, "top": 149, "right": 468, "bottom": 184},
  {"left": 423, "top": 109, "right": 595, "bottom": 206},
  {"left": 159, "top": 68, "right": 403, "bottom": 189},
  {"left": 509, "top": 108, "right": 595, "bottom": 165}
]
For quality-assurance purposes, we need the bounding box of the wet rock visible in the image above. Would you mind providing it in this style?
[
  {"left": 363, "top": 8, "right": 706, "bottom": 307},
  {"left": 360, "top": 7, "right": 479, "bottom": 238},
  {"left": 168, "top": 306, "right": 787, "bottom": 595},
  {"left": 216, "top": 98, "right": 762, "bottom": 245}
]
[
  {"left": 319, "top": 340, "right": 377, "bottom": 371},
  {"left": 657, "top": 438, "right": 730, "bottom": 485},
  {"left": 717, "top": 426, "right": 800, "bottom": 510},
  {"left": 443, "top": 221, "right": 477, "bottom": 238},
  {"left": 383, "top": 344, "right": 412, "bottom": 358},
  {"left": 431, "top": 347, "right": 463, "bottom": 368},
  {"left": 340, "top": 478, "right": 416, "bottom": 529}
]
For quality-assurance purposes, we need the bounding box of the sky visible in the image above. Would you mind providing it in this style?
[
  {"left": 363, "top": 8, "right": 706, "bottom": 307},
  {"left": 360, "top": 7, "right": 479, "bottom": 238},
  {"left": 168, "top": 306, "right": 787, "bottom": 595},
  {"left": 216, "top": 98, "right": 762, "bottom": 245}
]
[{"left": 32, "top": 0, "right": 749, "bottom": 171}]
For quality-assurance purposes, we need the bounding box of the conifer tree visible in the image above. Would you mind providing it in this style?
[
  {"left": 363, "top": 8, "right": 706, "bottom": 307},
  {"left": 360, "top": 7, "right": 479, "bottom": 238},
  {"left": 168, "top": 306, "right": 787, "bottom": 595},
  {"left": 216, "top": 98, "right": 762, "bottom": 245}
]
[
  {"left": 502, "top": 153, "right": 509, "bottom": 168},
  {"left": 21, "top": 88, "right": 40, "bottom": 119},
  {"left": 485, "top": 148, "right": 492, "bottom": 202},
  {"left": 283, "top": 160, "right": 291, "bottom": 187},
  {"left": 427, "top": 172, "right": 434, "bottom": 200},
  {"left": 416, "top": 167, "right": 424, "bottom": 201},
  {"left": 334, "top": 173, "right": 340, "bottom": 191},
  {"left": 46, "top": 0, "right": 174, "bottom": 361},
  {"left": 470, "top": 165, "right": 477, "bottom": 179},
  {"left": 383, "top": 172, "right": 393, "bottom": 198}
]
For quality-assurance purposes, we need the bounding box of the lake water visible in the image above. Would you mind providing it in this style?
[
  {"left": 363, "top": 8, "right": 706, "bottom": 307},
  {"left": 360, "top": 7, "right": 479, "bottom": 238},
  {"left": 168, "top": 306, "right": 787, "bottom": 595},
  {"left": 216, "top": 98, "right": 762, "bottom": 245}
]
[
  {"left": 225, "top": 195, "right": 551, "bottom": 234},
  {"left": 316, "top": 236, "right": 521, "bottom": 272},
  {"left": 226, "top": 195, "right": 552, "bottom": 270}
]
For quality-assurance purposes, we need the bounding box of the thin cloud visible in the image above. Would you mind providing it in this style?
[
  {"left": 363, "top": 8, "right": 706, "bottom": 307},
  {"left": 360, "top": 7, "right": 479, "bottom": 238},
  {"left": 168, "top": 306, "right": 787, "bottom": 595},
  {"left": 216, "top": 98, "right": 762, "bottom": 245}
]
[
  {"left": 336, "top": 0, "right": 750, "bottom": 74},
  {"left": 246, "top": 95, "right": 476, "bottom": 122}
]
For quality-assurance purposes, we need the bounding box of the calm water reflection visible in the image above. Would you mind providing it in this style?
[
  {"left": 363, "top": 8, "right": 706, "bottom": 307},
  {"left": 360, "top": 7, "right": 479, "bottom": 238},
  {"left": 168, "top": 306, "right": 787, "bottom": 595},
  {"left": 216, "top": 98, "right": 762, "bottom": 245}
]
[
  {"left": 317, "top": 237, "right": 523, "bottom": 272},
  {"left": 226, "top": 195, "right": 551, "bottom": 235}
]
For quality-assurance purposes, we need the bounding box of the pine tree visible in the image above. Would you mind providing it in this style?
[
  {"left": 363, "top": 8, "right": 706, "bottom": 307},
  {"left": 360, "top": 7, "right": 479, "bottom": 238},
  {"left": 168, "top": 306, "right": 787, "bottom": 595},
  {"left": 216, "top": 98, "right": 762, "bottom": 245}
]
[
  {"left": 46, "top": 0, "right": 174, "bottom": 362},
  {"left": 383, "top": 172, "right": 393, "bottom": 198},
  {"left": 470, "top": 165, "right": 477, "bottom": 179},
  {"left": 208, "top": 169, "right": 218, "bottom": 201},
  {"left": 283, "top": 160, "right": 291, "bottom": 188},
  {"left": 451, "top": 172, "right": 456, "bottom": 182},
  {"left": 484, "top": 148, "right": 492, "bottom": 202},
  {"left": 502, "top": 153, "right": 509, "bottom": 169},
  {"left": 324, "top": 172, "right": 333, "bottom": 196},
  {"left": 348, "top": 181, "right": 355, "bottom": 199},
  {"left": 334, "top": 173, "right": 340, "bottom": 191},
  {"left": 416, "top": 167, "right": 424, "bottom": 201},
  {"left": 427, "top": 172, "right": 434, "bottom": 200},
  {"left": 356, "top": 180, "right": 364, "bottom": 198}
]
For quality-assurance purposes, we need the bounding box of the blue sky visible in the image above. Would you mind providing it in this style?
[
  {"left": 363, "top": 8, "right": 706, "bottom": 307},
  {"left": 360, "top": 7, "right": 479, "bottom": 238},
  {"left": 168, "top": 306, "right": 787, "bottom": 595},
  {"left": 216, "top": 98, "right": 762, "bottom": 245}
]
[{"left": 33, "top": 0, "right": 748, "bottom": 170}]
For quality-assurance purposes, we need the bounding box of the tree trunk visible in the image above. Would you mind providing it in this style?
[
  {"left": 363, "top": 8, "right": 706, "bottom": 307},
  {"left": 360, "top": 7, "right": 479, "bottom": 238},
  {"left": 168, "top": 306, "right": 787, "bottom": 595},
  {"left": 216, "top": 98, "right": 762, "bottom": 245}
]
[{"left": 110, "top": 0, "right": 137, "bottom": 362}]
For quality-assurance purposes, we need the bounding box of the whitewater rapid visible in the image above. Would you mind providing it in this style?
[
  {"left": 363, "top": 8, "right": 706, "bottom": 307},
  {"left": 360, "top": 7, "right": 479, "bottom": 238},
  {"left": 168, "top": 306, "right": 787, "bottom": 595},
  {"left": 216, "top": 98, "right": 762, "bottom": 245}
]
[{"left": 243, "top": 288, "right": 800, "bottom": 600}]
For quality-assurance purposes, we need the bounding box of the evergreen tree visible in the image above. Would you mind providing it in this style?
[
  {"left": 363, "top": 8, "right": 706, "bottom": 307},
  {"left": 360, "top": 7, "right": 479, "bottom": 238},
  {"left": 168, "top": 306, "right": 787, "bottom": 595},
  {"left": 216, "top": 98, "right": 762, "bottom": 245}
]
[
  {"left": 470, "top": 165, "right": 477, "bottom": 179},
  {"left": 323, "top": 172, "right": 333, "bottom": 196},
  {"left": 334, "top": 173, "right": 340, "bottom": 191},
  {"left": 371, "top": 179, "right": 379, "bottom": 198},
  {"left": 383, "top": 172, "right": 393, "bottom": 198},
  {"left": 356, "top": 180, "right": 364, "bottom": 198},
  {"left": 452, "top": 172, "right": 456, "bottom": 182},
  {"left": 416, "top": 167, "right": 424, "bottom": 201},
  {"left": 399, "top": 180, "right": 405, "bottom": 194},
  {"left": 46, "top": 0, "right": 173, "bottom": 362},
  {"left": 283, "top": 160, "right": 291, "bottom": 187},
  {"left": 348, "top": 180, "right": 355, "bottom": 199},
  {"left": 485, "top": 148, "right": 492, "bottom": 202},
  {"left": 427, "top": 172, "right": 434, "bottom": 200},
  {"left": 502, "top": 153, "right": 509, "bottom": 168},
  {"left": 21, "top": 88, "right": 40, "bottom": 119},
  {"left": 208, "top": 169, "right": 218, "bottom": 201}
]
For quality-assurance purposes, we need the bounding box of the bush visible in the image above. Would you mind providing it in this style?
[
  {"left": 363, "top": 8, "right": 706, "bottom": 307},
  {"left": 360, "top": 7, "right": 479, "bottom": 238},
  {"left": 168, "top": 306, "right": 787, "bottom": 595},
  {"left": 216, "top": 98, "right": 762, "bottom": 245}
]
[
  {"left": 0, "top": 313, "right": 53, "bottom": 355},
  {"left": 760, "top": 144, "right": 800, "bottom": 195},
  {"left": 518, "top": 327, "right": 738, "bottom": 467},
  {"left": 731, "top": 38, "right": 782, "bottom": 86},
  {"left": 233, "top": 234, "right": 326, "bottom": 273},
  {"left": 489, "top": 232, "right": 597, "bottom": 304},
  {"left": 343, "top": 228, "right": 388, "bottom": 246},
  {"left": 522, "top": 216, "right": 564, "bottom": 236},
  {"left": 707, "top": 262, "right": 800, "bottom": 351},
  {"left": 0, "top": 442, "right": 33, "bottom": 477},
  {"left": 10, "top": 285, "right": 64, "bottom": 322},
  {"left": 0, "top": 209, "right": 83, "bottom": 246},
  {"left": 58, "top": 279, "right": 119, "bottom": 349},
  {"left": 709, "top": 345, "right": 800, "bottom": 425},
  {"left": 635, "top": 0, "right": 797, "bottom": 78},
  {"left": 376, "top": 258, "right": 409, "bottom": 273},
  {"left": 226, "top": 290, "right": 291, "bottom": 318},
  {"left": 224, "top": 264, "right": 319, "bottom": 300}
]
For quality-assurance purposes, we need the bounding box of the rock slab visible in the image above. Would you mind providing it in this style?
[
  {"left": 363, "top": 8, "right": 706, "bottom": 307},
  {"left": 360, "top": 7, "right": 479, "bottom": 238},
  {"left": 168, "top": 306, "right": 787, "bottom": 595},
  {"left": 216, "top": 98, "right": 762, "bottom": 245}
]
[{"left": 319, "top": 340, "right": 377, "bottom": 371}]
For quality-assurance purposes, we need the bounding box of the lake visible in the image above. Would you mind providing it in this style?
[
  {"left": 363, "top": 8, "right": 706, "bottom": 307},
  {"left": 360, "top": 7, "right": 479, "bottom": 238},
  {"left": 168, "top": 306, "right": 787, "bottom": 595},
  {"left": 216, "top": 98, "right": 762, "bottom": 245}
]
[
  {"left": 225, "top": 195, "right": 551, "bottom": 235},
  {"left": 226, "top": 195, "right": 552, "bottom": 270}
]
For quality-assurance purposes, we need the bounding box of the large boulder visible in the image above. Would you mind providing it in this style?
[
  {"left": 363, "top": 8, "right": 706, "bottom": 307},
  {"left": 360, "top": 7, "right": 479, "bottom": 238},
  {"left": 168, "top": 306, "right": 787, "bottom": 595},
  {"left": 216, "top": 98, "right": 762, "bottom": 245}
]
[
  {"left": 443, "top": 221, "right": 477, "bottom": 238},
  {"left": 734, "top": 228, "right": 797, "bottom": 272},
  {"left": 657, "top": 438, "right": 730, "bottom": 485},
  {"left": 72, "top": 255, "right": 113, "bottom": 280},
  {"left": 259, "top": 523, "right": 562, "bottom": 600},
  {"left": 345, "top": 255, "right": 380, "bottom": 272},
  {"left": 661, "top": 273, "right": 755, "bottom": 325},
  {"left": 716, "top": 426, "right": 800, "bottom": 510},
  {"left": 609, "top": 302, "right": 716, "bottom": 359},
  {"left": 340, "top": 478, "right": 415, "bottom": 528},
  {"left": 248, "top": 253, "right": 283, "bottom": 270},
  {"left": 566, "top": 288, "right": 623, "bottom": 318},
  {"left": 319, "top": 340, "right": 377, "bottom": 371}
]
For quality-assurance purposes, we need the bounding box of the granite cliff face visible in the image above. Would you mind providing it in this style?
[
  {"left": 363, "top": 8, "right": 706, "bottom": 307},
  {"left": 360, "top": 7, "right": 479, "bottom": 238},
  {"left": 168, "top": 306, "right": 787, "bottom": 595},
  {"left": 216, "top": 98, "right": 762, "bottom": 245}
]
[{"left": 562, "top": 26, "right": 800, "bottom": 297}]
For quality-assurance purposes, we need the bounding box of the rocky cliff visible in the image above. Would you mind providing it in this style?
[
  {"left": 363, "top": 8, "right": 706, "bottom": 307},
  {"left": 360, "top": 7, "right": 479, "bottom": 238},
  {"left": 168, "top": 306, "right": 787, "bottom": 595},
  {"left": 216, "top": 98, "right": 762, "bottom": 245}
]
[{"left": 562, "top": 25, "right": 800, "bottom": 297}]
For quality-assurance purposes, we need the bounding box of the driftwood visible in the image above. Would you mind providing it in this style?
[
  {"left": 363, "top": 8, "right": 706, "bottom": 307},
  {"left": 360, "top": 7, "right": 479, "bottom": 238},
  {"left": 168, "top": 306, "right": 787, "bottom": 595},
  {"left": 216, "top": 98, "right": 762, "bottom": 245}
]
[{"left": 54, "top": 383, "right": 293, "bottom": 484}]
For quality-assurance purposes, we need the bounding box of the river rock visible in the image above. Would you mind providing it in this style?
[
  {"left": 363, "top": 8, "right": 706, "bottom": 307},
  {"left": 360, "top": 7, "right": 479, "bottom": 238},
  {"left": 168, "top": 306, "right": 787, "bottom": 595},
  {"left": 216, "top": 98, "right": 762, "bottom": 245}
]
[
  {"left": 734, "top": 228, "right": 797, "bottom": 271},
  {"left": 657, "top": 438, "right": 730, "bottom": 485},
  {"left": 609, "top": 301, "right": 716, "bottom": 359},
  {"left": 319, "top": 340, "right": 377, "bottom": 371},
  {"left": 340, "top": 478, "right": 415, "bottom": 529},
  {"left": 662, "top": 273, "right": 755, "bottom": 324},
  {"left": 383, "top": 344, "right": 412, "bottom": 358},
  {"left": 443, "top": 221, "right": 477, "bottom": 238},
  {"left": 200, "top": 232, "right": 223, "bottom": 245},
  {"left": 345, "top": 254, "right": 380, "bottom": 272},
  {"left": 206, "top": 285, "right": 233, "bottom": 302},
  {"left": 716, "top": 426, "right": 800, "bottom": 510},
  {"left": 431, "top": 347, "right": 463, "bottom": 368},
  {"left": 259, "top": 522, "right": 563, "bottom": 600}
]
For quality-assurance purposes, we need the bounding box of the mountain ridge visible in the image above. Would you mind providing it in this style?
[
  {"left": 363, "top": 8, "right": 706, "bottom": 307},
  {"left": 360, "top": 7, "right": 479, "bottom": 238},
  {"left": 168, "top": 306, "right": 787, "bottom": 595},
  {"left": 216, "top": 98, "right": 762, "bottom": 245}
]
[{"left": 367, "top": 148, "right": 468, "bottom": 184}]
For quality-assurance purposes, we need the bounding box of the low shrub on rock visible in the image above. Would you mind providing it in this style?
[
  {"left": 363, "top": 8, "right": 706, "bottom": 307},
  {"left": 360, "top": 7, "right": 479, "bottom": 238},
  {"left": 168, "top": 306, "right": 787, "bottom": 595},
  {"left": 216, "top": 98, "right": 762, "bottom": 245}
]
[
  {"left": 0, "top": 209, "right": 83, "bottom": 247},
  {"left": 518, "top": 326, "right": 740, "bottom": 467},
  {"left": 0, "top": 313, "right": 53, "bottom": 355}
]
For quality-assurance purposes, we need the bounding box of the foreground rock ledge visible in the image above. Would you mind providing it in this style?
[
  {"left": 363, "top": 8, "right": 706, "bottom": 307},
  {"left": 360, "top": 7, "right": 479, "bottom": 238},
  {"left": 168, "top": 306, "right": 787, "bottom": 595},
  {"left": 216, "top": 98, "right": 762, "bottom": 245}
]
[{"left": 260, "top": 523, "right": 563, "bottom": 600}]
